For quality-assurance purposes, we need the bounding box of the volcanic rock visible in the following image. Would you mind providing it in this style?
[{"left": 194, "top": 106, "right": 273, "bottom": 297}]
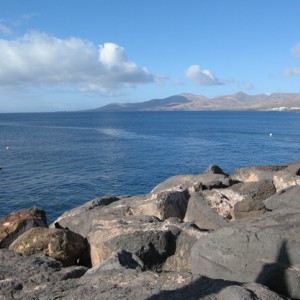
[
  {"left": 51, "top": 191, "right": 189, "bottom": 238},
  {"left": 0, "top": 207, "right": 47, "bottom": 248},
  {"left": 263, "top": 185, "right": 300, "bottom": 211},
  {"left": 9, "top": 227, "right": 87, "bottom": 267},
  {"left": 191, "top": 209, "right": 300, "bottom": 299}
]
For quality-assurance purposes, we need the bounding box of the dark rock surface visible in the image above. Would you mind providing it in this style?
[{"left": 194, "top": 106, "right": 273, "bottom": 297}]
[
  {"left": 0, "top": 249, "right": 288, "bottom": 299},
  {"left": 232, "top": 179, "right": 276, "bottom": 219},
  {"left": 263, "top": 185, "right": 300, "bottom": 211},
  {"left": 88, "top": 215, "right": 181, "bottom": 270},
  {"left": 151, "top": 171, "right": 231, "bottom": 194},
  {"left": 184, "top": 191, "right": 229, "bottom": 230},
  {"left": 0, "top": 249, "right": 87, "bottom": 299},
  {"left": 191, "top": 209, "right": 300, "bottom": 299}
]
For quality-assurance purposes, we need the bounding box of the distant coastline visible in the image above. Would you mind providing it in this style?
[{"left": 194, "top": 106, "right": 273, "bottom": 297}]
[{"left": 86, "top": 91, "right": 300, "bottom": 112}]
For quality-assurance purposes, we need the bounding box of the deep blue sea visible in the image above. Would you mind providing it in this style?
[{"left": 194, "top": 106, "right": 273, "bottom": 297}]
[{"left": 0, "top": 111, "right": 299, "bottom": 223}]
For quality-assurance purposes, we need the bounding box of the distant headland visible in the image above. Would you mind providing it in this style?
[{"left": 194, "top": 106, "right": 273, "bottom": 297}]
[{"left": 88, "top": 91, "right": 300, "bottom": 112}]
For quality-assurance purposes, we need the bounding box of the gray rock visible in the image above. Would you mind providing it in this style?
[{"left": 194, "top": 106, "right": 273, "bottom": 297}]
[
  {"left": 203, "top": 164, "right": 228, "bottom": 175},
  {"left": 9, "top": 227, "right": 87, "bottom": 267},
  {"left": 183, "top": 191, "right": 229, "bottom": 230},
  {"left": 162, "top": 222, "right": 207, "bottom": 272},
  {"left": 0, "top": 207, "right": 48, "bottom": 248},
  {"left": 285, "top": 161, "right": 300, "bottom": 176},
  {"left": 88, "top": 215, "right": 180, "bottom": 270},
  {"left": 233, "top": 179, "right": 276, "bottom": 219},
  {"left": 50, "top": 195, "right": 120, "bottom": 237},
  {"left": 86, "top": 249, "right": 144, "bottom": 273},
  {"left": 273, "top": 171, "right": 300, "bottom": 191},
  {"left": 230, "top": 165, "right": 283, "bottom": 182},
  {"left": 11, "top": 267, "right": 288, "bottom": 300},
  {"left": 201, "top": 180, "right": 276, "bottom": 222},
  {"left": 51, "top": 191, "right": 189, "bottom": 238},
  {"left": 0, "top": 249, "right": 87, "bottom": 299},
  {"left": 191, "top": 209, "right": 300, "bottom": 299},
  {"left": 263, "top": 185, "right": 300, "bottom": 211},
  {"left": 151, "top": 172, "right": 231, "bottom": 194}
]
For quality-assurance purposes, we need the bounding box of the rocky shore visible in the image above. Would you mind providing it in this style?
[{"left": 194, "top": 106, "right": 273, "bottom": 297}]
[{"left": 1, "top": 161, "right": 300, "bottom": 299}]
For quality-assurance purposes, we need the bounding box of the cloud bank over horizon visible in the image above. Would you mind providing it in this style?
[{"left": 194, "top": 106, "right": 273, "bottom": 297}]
[{"left": 0, "top": 32, "right": 156, "bottom": 95}]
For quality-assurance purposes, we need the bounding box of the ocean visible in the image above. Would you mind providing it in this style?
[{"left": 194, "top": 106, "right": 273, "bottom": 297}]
[{"left": 0, "top": 111, "right": 299, "bottom": 223}]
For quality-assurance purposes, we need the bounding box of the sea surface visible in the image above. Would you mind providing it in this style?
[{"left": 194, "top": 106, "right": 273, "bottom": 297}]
[{"left": 0, "top": 111, "right": 299, "bottom": 223}]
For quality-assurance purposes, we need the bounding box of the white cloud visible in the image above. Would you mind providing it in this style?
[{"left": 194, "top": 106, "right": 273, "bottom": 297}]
[
  {"left": 291, "top": 43, "right": 300, "bottom": 57},
  {"left": 283, "top": 67, "right": 300, "bottom": 76},
  {"left": 185, "top": 65, "right": 222, "bottom": 85},
  {"left": 0, "top": 32, "right": 156, "bottom": 95}
]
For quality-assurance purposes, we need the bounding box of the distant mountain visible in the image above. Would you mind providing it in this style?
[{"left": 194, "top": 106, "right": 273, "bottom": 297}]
[{"left": 92, "top": 92, "right": 300, "bottom": 112}]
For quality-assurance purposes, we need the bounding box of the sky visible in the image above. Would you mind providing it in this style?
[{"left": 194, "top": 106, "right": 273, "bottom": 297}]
[{"left": 0, "top": 0, "right": 300, "bottom": 112}]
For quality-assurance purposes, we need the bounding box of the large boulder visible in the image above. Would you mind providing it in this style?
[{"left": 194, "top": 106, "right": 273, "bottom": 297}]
[
  {"left": 127, "top": 190, "right": 189, "bottom": 221},
  {"left": 201, "top": 180, "right": 276, "bottom": 221},
  {"left": 0, "top": 207, "right": 48, "bottom": 248},
  {"left": 191, "top": 209, "right": 300, "bottom": 299},
  {"left": 162, "top": 222, "right": 207, "bottom": 272},
  {"left": 273, "top": 171, "right": 300, "bottom": 191},
  {"left": 232, "top": 179, "right": 276, "bottom": 219},
  {"left": 151, "top": 165, "right": 231, "bottom": 194},
  {"left": 50, "top": 195, "right": 121, "bottom": 237},
  {"left": 183, "top": 191, "right": 229, "bottom": 230},
  {"left": 88, "top": 215, "right": 180, "bottom": 270},
  {"left": 263, "top": 185, "right": 300, "bottom": 211},
  {"left": 51, "top": 191, "right": 189, "bottom": 238},
  {"left": 9, "top": 227, "right": 87, "bottom": 267},
  {"left": 285, "top": 161, "right": 300, "bottom": 176},
  {"left": 230, "top": 165, "right": 284, "bottom": 182}
]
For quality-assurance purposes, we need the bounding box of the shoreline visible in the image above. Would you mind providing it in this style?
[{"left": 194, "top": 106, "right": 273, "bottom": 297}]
[{"left": 1, "top": 160, "right": 300, "bottom": 299}]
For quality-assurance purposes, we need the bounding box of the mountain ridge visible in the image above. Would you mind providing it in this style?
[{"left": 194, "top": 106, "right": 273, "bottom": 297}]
[{"left": 91, "top": 92, "right": 300, "bottom": 112}]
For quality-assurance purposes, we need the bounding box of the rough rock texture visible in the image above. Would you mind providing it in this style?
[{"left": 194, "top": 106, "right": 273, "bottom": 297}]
[
  {"left": 191, "top": 209, "right": 300, "bottom": 299},
  {"left": 263, "top": 185, "right": 300, "bottom": 211},
  {"left": 0, "top": 249, "right": 288, "bottom": 300},
  {"left": 201, "top": 179, "right": 276, "bottom": 221},
  {"left": 0, "top": 249, "right": 87, "bottom": 299},
  {"left": 0, "top": 208, "right": 47, "bottom": 248},
  {"left": 86, "top": 249, "right": 144, "bottom": 273},
  {"left": 151, "top": 169, "right": 231, "bottom": 194},
  {"left": 273, "top": 171, "right": 300, "bottom": 191},
  {"left": 50, "top": 195, "right": 121, "bottom": 237},
  {"left": 88, "top": 215, "right": 180, "bottom": 269},
  {"left": 285, "top": 161, "right": 300, "bottom": 176},
  {"left": 230, "top": 162, "right": 300, "bottom": 182},
  {"left": 162, "top": 222, "right": 207, "bottom": 272},
  {"left": 232, "top": 179, "right": 276, "bottom": 219},
  {"left": 51, "top": 191, "right": 189, "bottom": 238},
  {"left": 9, "top": 227, "right": 87, "bottom": 267},
  {"left": 184, "top": 191, "right": 228, "bottom": 230},
  {"left": 128, "top": 190, "right": 189, "bottom": 221},
  {"left": 230, "top": 166, "right": 282, "bottom": 182},
  {"left": 3, "top": 161, "right": 300, "bottom": 299}
]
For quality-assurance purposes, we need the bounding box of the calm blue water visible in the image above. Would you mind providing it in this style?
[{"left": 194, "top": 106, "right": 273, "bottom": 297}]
[{"left": 0, "top": 111, "right": 299, "bottom": 223}]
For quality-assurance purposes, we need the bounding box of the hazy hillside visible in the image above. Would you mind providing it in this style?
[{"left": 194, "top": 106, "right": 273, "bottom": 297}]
[{"left": 92, "top": 92, "right": 300, "bottom": 112}]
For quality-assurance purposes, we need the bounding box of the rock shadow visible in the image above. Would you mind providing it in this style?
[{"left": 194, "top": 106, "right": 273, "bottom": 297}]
[
  {"left": 255, "top": 240, "right": 291, "bottom": 297},
  {"left": 146, "top": 276, "right": 241, "bottom": 300}
]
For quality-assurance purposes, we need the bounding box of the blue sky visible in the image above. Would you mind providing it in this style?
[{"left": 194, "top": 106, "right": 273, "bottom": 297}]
[{"left": 0, "top": 0, "right": 300, "bottom": 112}]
